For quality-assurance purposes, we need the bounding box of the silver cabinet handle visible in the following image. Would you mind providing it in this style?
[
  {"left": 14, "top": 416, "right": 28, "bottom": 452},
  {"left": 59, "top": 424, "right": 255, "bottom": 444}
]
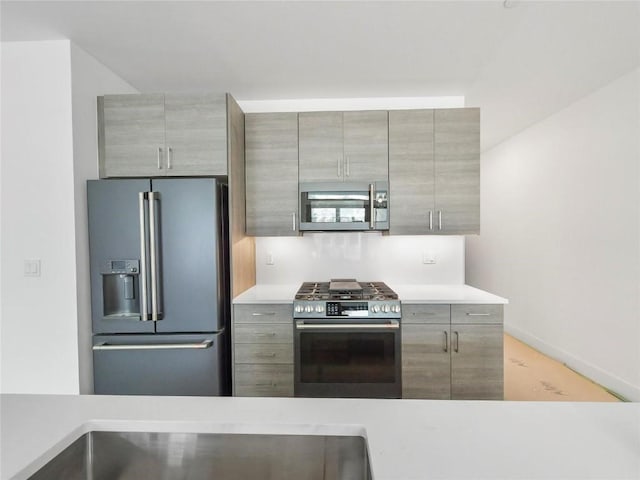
[
  {"left": 369, "top": 183, "right": 375, "bottom": 230},
  {"left": 138, "top": 192, "right": 149, "bottom": 321},
  {"left": 255, "top": 332, "right": 276, "bottom": 338},
  {"left": 251, "top": 312, "right": 276, "bottom": 316},
  {"left": 255, "top": 382, "right": 276, "bottom": 387},
  {"left": 428, "top": 210, "right": 433, "bottom": 230},
  {"left": 466, "top": 313, "right": 491, "bottom": 316},
  {"left": 438, "top": 210, "right": 442, "bottom": 230},
  {"left": 292, "top": 212, "right": 296, "bottom": 232},
  {"left": 148, "top": 191, "right": 161, "bottom": 321},
  {"left": 443, "top": 330, "right": 448, "bottom": 352},
  {"left": 295, "top": 320, "right": 399, "bottom": 330},
  {"left": 454, "top": 331, "right": 459, "bottom": 353},
  {"left": 93, "top": 340, "right": 213, "bottom": 351},
  {"left": 157, "top": 147, "right": 163, "bottom": 169},
  {"left": 337, "top": 157, "right": 342, "bottom": 178},
  {"left": 167, "top": 146, "right": 172, "bottom": 169},
  {"left": 255, "top": 352, "right": 277, "bottom": 358},
  {"left": 345, "top": 156, "right": 350, "bottom": 177}
]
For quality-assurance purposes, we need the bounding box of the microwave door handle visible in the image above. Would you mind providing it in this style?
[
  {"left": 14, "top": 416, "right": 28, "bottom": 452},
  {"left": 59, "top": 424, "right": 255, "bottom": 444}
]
[{"left": 369, "top": 183, "right": 375, "bottom": 230}]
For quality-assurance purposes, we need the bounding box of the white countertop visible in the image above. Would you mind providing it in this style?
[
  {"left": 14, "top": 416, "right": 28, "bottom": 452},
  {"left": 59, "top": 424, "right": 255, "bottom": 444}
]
[
  {"left": 2, "top": 394, "right": 638, "bottom": 480},
  {"left": 233, "top": 283, "right": 508, "bottom": 304}
]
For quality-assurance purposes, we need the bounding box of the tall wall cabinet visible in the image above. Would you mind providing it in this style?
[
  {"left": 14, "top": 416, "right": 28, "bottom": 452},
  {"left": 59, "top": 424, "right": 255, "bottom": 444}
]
[
  {"left": 98, "top": 93, "right": 228, "bottom": 177},
  {"left": 389, "top": 108, "right": 480, "bottom": 235}
]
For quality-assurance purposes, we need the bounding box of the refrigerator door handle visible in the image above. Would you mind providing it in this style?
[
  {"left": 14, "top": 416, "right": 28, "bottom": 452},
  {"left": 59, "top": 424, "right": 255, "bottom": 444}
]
[
  {"left": 138, "top": 192, "right": 150, "bottom": 321},
  {"left": 148, "top": 191, "right": 162, "bottom": 321},
  {"left": 93, "top": 340, "right": 213, "bottom": 351}
]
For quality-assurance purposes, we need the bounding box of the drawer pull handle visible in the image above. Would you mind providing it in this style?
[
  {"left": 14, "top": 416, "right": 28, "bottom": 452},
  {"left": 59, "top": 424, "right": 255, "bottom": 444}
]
[
  {"left": 252, "top": 312, "right": 276, "bottom": 316},
  {"left": 255, "top": 382, "right": 275, "bottom": 387},
  {"left": 256, "top": 353, "right": 276, "bottom": 358},
  {"left": 466, "top": 313, "right": 490, "bottom": 316},
  {"left": 256, "top": 332, "right": 276, "bottom": 337}
]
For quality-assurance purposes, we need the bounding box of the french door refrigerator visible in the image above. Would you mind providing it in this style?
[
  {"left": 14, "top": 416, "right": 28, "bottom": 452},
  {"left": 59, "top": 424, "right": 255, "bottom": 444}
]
[{"left": 88, "top": 178, "right": 230, "bottom": 395}]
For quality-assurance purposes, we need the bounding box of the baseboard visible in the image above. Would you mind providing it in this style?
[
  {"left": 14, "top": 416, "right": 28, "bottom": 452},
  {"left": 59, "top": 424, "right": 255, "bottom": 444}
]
[{"left": 505, "top": 324, "right": 640, "bottom": 402}]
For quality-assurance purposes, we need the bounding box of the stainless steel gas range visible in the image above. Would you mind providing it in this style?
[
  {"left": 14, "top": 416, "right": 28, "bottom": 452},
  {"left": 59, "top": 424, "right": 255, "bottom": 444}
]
[{"left": 293, "top": 279, "right": 401, "bottom": 398}]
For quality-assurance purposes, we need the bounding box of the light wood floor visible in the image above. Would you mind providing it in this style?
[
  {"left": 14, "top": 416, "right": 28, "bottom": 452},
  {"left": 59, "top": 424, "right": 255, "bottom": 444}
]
[{"left": 504, "top": 334, "right": 621, "bottom": 402}]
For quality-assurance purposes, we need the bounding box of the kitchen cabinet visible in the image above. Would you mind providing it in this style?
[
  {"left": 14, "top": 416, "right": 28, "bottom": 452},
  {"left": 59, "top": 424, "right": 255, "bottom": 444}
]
[
  {"left": 401, "top": 303, "right": 503, "bottom": 400},
  {"left": 388, "top": 107, "right": 479, "bottom": 235},
  {"left": 233, "top": 304, "right": 294, "bottom": 397},
  {"left": 98, "top": 93, "right": 228, "bottom": 177},
  {"left": 245, "top": 113, "right": 299, "bottom": 236},
  {"left": 298, "top": 111, "right": 388, "bottom": 183}
]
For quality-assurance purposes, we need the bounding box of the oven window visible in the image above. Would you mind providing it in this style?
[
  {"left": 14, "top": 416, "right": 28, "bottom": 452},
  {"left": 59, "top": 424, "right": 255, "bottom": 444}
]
[{"left": 299, "top": 332, "right": 396, "bottom": 383}]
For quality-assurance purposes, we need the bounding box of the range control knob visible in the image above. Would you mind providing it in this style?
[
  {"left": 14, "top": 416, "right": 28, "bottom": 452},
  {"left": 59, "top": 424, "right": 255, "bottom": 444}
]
[
  {"left": 305, "top": 305, "right": 314, "bottom": 313},
  {"left": 381, "top": 304, "right": 390, "bottom": 313},
  {"left": 371, "top": 305, "right": 380, "bottom": 313},
  {"left": 294, "top": 305, "right": 304, "bottom": 313},
  {"left": 315, "top": 304, "right": 324, "bottom": 313},
  {"left": 391, "top": 305, "right": 401, "bottom": 313}
]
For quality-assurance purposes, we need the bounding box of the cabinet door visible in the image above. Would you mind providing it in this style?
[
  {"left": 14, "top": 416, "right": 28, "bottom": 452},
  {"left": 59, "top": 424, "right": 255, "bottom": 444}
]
[
  {"left": 451, "top": 324, "right": 503, "bottom": 400},
  {"left": 389, "top": 109, "right": 435, "bottom": 234},
  {"left": 99, "top": 94, "right": 165, "bottom": 178},
  {"left": 343, "top": 111, "right": 389, "bottom": 182},
  {"left": 298, "top": 111, "right": 343, "bottom": 182},
  {"left": 164, "top": 93, "right": 227, "bottom": 176},
  {"left": 402, "top": 324, "right": 451, "bottom": 399},
  {"left": 245, "top": 113, "right": 299, "bottom": 236},
  {"left": 434, "top": 108, "right": 480, "bottom": 234}
]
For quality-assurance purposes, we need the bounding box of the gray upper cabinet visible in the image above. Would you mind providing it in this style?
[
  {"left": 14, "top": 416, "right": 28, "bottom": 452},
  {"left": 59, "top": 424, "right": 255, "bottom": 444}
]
[
  {"left": 98, "top": 93, "right": 228, "bottom": 177},
  {"left": 298, "top": 111, "right": 388, "bottom": 182},
  {"left": 388, "top": 107, "right": 480, "bottom": 235},
  {"left": 343, "top": 111, "right": 389, "bottom": 182},
  {"left": 163, "top": 93, "right": 227, "bottom": 176},
  {"left": 245, "top": 113, "right": 299, "bottom": 236},
  {"left": 389, "top": 109, "right": 435, "bottom": 234},
  {"left": 434, "top": 108, "right": 480, "bottom": 234}
]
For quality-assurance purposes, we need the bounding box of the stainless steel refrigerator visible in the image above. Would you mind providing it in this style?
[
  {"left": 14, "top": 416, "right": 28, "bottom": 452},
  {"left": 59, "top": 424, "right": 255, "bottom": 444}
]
[{"left": 88, "top": 178, "right": 230, "bottom": 395}]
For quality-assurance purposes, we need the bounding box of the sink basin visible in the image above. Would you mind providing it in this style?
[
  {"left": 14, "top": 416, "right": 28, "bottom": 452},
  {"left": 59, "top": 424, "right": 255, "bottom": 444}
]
[{"left": 28, "top": 431, "right": 372, "bottom": 479}]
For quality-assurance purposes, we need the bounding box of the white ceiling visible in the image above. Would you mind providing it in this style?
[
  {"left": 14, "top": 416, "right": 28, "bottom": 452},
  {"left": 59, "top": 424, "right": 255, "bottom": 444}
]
[{"left": 2, "top": 1, "right": 639, "bottom": 150}]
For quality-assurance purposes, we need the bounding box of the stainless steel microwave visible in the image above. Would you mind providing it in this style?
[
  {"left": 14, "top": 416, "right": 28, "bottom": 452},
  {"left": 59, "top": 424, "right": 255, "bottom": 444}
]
[{"left": 299, "top": 181, "right": 389, "bottom": 231}]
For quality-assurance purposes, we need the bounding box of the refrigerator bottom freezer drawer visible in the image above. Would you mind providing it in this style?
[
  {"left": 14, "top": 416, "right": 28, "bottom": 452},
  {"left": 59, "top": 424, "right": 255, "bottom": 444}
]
[{"left": 93, "top": 333, "right": 228, "bottom": 396}]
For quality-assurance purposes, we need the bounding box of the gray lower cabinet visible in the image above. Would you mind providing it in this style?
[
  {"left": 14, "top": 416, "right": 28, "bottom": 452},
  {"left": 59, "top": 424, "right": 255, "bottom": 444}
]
[
  {"left": 401, "top": 303, "right": 503, "bottom": 400},
  {"left": 245, "top": 113, "right": 299, "bottom": 236},
  {"left": 233, "top": 304, "right": 294, "bottom": 397},
  {"left": 388, "top": 107, "right": 479, "bottom": 235},
  {"left": 298, "top": 111, "right": 388, "bottom": 183},
  {"left": 98, "top": 93, "right": 228, "bottom": 177}
]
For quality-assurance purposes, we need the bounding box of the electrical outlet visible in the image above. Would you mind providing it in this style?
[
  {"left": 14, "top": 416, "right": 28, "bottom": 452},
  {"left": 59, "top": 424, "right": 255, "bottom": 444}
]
[
  {"left": 24, "top": 259, "right": 41, "bottom": 277},
  {"left": 266, "top": 253, "right": 274, "bottom": 265},
  {"left": 422, "top": 252, "right": 436, "bottom": 265}
]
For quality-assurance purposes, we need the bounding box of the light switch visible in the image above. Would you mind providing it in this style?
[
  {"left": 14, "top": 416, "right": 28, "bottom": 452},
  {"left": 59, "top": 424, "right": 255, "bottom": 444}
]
[
  {"left": 266, "top": 252, "right": 274, "bottom": 265},
  {"left": 24, "top": 259, "right": 41, "bottom": 277}
]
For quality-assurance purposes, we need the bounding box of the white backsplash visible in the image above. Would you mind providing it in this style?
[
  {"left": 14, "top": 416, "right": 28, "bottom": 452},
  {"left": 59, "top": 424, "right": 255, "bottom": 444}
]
[{"left": 255, "top": 234, "right": 465, "bottom": 285}]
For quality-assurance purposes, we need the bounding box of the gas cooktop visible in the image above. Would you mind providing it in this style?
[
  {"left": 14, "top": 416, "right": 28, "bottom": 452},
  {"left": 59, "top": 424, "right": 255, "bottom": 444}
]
[
  {"left": 294, "top": 280, "right": 398, "bottom": 301},
  {"left": 293, "top": 280, "right": 401, "bottom": 318}
]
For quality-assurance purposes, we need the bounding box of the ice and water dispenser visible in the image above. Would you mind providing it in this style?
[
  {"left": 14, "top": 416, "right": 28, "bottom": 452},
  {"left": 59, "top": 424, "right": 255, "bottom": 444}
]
[{"left": 101, "top": 259, "right": 141, "bottom": 318}]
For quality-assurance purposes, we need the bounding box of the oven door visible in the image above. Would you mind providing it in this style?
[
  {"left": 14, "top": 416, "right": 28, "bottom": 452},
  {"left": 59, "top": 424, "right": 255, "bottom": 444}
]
[{"left": 294, "top": 319, "right": 401, "bottom": 398}]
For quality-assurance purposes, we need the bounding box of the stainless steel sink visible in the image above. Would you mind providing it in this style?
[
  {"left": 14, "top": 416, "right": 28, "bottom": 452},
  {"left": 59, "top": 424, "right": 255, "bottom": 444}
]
[{"left": 28, "top": 431, "right": 372, "bottom": 480}]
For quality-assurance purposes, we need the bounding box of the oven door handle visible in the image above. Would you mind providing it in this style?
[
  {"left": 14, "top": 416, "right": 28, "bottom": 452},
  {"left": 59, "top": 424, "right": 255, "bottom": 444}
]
[{"left": 295, "top": 320, "right": 400, "bottom": 330}]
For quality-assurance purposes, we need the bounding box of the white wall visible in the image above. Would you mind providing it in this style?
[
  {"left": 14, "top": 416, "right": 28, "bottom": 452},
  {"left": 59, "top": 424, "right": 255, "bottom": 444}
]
[
  {"left": 0, "top": 40, "right": 136, "bottom": 394},
  {"left": 466, "top": 68, "right": 640, "bottom": 401},
  {"left": 69, "top": 43, "right": 137, "bottom": 394},
  {"left": 256, "top": 234, "right": 465, "bottom": 286},
  {"left": 1, "top": 41, "right": 78, "bottom": 393}
]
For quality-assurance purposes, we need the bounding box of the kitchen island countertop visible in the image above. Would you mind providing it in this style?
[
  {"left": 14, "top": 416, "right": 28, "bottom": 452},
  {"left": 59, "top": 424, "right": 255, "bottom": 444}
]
[
  {"left": 2, "top": 394, "right": 638, "bottom": 480},
  {"left": 233, "top": 283, "right": 508, "bottom": 304}
]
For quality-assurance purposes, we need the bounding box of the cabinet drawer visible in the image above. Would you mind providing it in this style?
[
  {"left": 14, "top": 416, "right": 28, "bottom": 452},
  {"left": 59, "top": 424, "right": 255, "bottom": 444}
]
[
  {"left": 235, "top": 343, "right": 293, "bottom": 364},
  {"left": 234, "top": 323, "right": 293, "bottom": 344},
  {"left": 451, "top": 304, "right": 503, "bottom": 325},
  {"left": 235, "top": 364, "right": 293, "bottom": 397},
  {"left": 234, "top": 304, "right": 292, "bottom": 324},
  {"left": 402, "top": 304, "right": 450, "bottom": 324}
]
